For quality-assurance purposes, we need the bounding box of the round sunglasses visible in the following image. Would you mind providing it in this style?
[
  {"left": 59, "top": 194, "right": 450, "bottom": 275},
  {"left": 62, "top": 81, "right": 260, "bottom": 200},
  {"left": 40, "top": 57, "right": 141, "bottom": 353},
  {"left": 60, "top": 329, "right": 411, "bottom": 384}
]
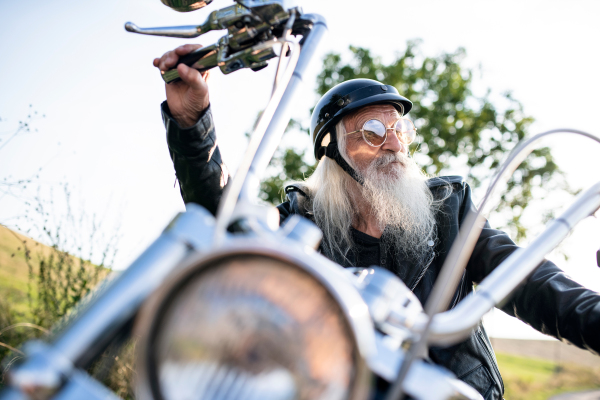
[{"left": 346, "top": 118, "right": 417, "bottom": 147}]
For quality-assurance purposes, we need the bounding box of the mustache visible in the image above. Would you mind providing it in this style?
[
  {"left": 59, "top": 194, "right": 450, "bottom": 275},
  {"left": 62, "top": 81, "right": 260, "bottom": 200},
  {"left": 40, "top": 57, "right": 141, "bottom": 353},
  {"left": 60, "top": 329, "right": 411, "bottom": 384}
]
[{"left": 370, "top": 152, "right": 408, "bottom": 168}]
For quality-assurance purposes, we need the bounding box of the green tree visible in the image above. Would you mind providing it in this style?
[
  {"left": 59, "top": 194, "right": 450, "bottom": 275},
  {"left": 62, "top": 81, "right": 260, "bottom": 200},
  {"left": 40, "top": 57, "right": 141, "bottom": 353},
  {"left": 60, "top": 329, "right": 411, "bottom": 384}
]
[{"left": 261, "top": 41, "right": 566, "bottom": 241}]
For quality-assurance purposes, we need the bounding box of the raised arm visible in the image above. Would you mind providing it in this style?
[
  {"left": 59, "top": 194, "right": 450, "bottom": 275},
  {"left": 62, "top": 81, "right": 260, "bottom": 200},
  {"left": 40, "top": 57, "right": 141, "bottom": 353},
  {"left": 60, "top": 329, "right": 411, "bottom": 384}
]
[{"left": 155, "top": 45, "right": 230, "bottom": 215}]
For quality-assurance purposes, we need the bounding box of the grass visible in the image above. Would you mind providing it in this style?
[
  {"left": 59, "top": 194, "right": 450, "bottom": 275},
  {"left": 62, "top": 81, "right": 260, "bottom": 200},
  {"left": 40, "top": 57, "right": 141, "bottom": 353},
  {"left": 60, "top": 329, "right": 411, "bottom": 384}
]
[
  {"left": 0, "top": 225, "right": 39, "bottom": 317},
  {"left": 0, "top": 225, "right": 124, "bottom": 391},
  {"left": 1, "top": 224, "right": 111, "bottom": 318},
  {"left": 497, "top": 352, "right": 600, "bottom": 400}
]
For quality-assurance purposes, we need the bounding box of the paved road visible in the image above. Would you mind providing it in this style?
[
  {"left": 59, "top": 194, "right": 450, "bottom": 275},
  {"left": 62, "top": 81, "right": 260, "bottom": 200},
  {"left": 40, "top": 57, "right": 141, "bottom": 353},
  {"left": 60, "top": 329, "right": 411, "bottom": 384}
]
[
  {"left": 490, "top": 338, "right": 600, "bottom": 368},
  {"left": 550, "top": 390, "right": 600, "bottom": 399}
]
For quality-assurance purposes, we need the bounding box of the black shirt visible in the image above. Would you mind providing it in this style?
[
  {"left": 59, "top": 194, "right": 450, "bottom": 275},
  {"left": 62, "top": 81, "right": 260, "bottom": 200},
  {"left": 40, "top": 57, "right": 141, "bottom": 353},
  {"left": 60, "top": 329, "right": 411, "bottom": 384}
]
[{"left": 350, "top": 228, "right": 382, "bottom": 268}]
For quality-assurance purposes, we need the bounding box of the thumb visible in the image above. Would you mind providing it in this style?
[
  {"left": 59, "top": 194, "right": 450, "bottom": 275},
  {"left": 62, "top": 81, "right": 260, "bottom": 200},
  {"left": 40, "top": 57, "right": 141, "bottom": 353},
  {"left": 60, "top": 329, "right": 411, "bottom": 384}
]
[{"left": 177, "top": 64, "right": 206, "bottom": 91}]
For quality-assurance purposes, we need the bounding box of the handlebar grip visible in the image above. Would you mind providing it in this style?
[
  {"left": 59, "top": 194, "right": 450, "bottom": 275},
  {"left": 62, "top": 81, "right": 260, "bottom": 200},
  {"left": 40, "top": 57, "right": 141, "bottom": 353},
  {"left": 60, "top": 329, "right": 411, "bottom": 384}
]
[
  {"left": 177, "top": 46, "right": 215, "bottom": 67},
  {"left": 162, "top": 45, "right": 218, "bottom": 84}
]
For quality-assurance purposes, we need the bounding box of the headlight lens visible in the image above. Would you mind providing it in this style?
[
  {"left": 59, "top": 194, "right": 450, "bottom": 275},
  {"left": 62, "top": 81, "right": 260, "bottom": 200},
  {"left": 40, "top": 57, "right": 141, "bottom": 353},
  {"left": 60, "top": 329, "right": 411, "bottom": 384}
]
[{"left": 144, "top": 254, "right": 360, "bottom": 400}]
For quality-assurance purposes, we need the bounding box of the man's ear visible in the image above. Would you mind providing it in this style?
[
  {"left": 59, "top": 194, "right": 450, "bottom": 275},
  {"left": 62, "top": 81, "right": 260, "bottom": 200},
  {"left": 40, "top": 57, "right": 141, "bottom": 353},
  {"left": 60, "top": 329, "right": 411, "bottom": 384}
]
[
  {"left": 325, "top": 139, "right": 363, "bottom": 185},
  {"left": 315, "top": 132, "right": 331, "bottom": 160}
]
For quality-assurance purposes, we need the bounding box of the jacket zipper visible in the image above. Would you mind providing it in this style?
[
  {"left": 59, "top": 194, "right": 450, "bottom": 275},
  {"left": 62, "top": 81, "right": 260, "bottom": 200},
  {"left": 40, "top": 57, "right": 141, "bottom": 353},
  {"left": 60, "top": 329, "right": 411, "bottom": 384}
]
[
  {"left": 409, "top": 250, "right": 435, "bottom": 291},
  {"left": 476, "top": 327, "right": 504, "bottom": 394}
]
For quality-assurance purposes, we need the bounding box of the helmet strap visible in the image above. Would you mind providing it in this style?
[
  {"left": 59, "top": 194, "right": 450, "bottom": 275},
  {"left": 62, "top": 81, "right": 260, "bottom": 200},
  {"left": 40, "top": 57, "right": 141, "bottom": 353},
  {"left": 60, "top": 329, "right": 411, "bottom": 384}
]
[{"left": 324, "top": 140, "right": 364, "bottom": 185}]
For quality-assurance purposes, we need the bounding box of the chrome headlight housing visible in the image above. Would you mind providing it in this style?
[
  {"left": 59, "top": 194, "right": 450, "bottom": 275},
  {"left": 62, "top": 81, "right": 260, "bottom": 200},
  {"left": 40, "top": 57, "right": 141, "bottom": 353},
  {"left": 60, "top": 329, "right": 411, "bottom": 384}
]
[{"left": 135, "top": 242, "right": 375, "bottom": 400}]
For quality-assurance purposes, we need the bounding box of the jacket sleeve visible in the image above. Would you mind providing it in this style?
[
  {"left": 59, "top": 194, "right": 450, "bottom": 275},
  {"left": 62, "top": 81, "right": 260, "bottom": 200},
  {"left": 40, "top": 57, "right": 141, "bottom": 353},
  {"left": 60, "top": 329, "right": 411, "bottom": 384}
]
[
  {"left": 162, "top": 101, "right": 230, "bottom": 216},
  {"left": 459, "top": 183, "right": 600, "bottom": 354}
]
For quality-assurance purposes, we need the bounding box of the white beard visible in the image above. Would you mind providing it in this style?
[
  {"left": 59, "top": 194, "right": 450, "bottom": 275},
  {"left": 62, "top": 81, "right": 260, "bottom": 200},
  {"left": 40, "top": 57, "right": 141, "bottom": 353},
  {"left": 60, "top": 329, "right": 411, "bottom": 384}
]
[{"left": 353, "top": 152, "right": 438, "bottom": 263}]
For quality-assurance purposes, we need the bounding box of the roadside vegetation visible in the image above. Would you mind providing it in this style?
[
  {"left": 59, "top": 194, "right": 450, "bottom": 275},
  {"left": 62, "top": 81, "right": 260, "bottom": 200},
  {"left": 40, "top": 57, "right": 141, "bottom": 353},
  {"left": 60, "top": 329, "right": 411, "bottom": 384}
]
[
  {"left": 497, "top": 352, "right": 600, "bottom": 400},
  {"left": 0, "top": 108, "right": 127, "bottom": 392},
  {"left": 0, "top": 223, "right": 134, "bottom": 397}
]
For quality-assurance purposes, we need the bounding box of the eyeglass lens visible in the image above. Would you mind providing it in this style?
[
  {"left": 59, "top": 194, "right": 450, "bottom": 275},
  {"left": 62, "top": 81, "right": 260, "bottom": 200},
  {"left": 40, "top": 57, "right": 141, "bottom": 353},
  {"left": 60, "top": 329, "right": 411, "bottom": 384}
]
[
  {"left": 362, "top": 119, "right": 387, "bottom": 146},
  {"left": 362, "top": 119, "right": 416, "bottom": 146},
  {"left": 395, "top": 119, "right": 417, "bottom": 144}
]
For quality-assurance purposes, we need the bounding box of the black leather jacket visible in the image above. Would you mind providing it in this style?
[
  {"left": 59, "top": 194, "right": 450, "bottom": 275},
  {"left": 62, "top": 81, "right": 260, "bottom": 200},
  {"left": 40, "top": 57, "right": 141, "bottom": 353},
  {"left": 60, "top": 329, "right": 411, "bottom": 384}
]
[{"left": 163, "top": 102, "right": 600, "bottom": 400}]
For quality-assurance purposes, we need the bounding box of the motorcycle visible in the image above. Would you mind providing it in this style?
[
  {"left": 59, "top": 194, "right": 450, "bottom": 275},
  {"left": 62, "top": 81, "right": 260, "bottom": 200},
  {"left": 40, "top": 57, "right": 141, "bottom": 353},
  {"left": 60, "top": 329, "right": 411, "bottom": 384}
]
[{"left": 2, "top": 1, "right": 600, "bottom": 399}]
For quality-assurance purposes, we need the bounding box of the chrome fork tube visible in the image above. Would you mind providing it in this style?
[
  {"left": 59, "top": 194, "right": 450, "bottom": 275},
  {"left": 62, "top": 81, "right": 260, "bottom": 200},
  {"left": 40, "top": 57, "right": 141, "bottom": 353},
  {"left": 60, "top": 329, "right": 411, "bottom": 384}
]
[
  {"left": 212, "top": 15, "right": 327, "bottom": 244},
  {"left": 242, "top": 16, "right": 327, "bottom": 198}
]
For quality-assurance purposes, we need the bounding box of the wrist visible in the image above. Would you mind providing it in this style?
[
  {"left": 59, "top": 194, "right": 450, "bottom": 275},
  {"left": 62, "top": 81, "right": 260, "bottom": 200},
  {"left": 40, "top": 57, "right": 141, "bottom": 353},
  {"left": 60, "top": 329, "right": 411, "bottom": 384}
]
[
  {"left": 167, "top": 104, "right": 210, "bottom": 130},
  {"left": 174, "top": 97, "right": 210, "bottom": 128},
  {"left": 173, "top": 114, "right": 201, "bottom": 129}
]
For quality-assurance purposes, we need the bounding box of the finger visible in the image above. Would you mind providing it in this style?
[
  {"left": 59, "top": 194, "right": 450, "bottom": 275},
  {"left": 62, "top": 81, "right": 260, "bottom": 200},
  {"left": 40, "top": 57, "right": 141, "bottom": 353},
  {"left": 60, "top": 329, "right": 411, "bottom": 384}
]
[
  {"left": 158, "top": 45, "right": 203, "bottom": 71},
  {"left": 177, "top": 64, "right": 205, "bottom": 90},
  {"left": 175, "top": 44, "right": 204, "bottom": 56},
  {"left": 158, "top": 53, "right": 170, "bottom": 71},
  {"left": 157, "top": 51, "right": 170, "bottom": 70},
  {"left": 159, "top": 51, "right": 178, "bottom": 71},
  {"left": 153, "top": 58, "right": 160, "bottom": 68},
  {"left": 201, "top": 70, "right": 211, "bottom": 82}
]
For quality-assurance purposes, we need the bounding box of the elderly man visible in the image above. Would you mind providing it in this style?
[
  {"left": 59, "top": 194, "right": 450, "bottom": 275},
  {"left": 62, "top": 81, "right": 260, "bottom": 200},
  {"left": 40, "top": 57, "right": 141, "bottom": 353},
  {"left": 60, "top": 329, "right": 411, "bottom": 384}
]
[{"left": 155, "top": 45, "right": 600, "bottom": 400}]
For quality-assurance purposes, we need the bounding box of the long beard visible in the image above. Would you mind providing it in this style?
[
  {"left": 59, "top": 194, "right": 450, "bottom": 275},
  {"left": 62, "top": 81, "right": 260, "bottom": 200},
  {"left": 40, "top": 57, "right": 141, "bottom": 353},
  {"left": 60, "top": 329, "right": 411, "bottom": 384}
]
[{"left": 354, "top": 152, "right": 437, "bottom": 264}]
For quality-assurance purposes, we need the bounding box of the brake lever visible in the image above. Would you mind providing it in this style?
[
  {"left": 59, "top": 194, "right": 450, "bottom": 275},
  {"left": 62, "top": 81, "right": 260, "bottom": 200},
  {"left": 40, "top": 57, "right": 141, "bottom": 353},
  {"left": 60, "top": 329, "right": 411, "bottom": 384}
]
[
  {"left": 125, "top": 3, "right": 253, "bottom": 38},
  {"left": 124, "top": 22, "right": 202, "bottom": 38}
]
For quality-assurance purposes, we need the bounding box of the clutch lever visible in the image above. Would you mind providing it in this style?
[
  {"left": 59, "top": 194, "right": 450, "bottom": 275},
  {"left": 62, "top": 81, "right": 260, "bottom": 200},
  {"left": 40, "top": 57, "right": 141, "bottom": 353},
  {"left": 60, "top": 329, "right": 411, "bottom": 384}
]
[
  {"left": 124, "top": 22, "right": 202, "bottom": 38},
  {"left": 125, "top": 3, "right": 253, "bottom": 38}
]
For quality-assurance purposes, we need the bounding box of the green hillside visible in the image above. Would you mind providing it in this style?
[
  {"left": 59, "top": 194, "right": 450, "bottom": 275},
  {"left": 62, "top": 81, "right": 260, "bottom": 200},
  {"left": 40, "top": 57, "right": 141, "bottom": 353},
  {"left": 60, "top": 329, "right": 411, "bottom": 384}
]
[
  {"left": 0, "top": 225, "right": 40, "bottom": 316},
  {"left": 0, "top": 224, "right": 110, "bottom": 323}
]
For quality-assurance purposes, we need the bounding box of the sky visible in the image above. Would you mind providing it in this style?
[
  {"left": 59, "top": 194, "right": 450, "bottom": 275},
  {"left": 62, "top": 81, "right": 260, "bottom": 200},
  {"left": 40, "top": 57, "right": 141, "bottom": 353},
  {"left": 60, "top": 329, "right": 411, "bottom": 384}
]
[{"left": 2, "top": 0, "right": 600, "bottom": 340}]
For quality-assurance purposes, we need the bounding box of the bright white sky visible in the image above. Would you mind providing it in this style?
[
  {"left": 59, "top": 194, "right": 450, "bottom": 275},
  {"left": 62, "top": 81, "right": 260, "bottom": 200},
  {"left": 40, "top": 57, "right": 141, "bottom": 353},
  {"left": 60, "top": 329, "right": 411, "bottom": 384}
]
[{"left": 2, "top": 0, "right": 600, "bottom": 340}]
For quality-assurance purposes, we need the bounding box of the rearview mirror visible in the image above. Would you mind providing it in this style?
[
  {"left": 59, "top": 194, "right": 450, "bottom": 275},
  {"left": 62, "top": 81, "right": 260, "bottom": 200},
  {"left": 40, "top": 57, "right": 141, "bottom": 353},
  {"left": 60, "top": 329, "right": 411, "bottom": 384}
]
[{"left": 160, "top": 0, "right": 213, "bottom": 12}]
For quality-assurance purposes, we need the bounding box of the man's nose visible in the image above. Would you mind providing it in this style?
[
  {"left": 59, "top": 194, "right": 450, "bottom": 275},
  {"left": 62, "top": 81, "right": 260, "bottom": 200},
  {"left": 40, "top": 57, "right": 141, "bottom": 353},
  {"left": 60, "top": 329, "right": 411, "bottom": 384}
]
[{"left": 381, "top": 129, "right": 404, "bottom": 154}]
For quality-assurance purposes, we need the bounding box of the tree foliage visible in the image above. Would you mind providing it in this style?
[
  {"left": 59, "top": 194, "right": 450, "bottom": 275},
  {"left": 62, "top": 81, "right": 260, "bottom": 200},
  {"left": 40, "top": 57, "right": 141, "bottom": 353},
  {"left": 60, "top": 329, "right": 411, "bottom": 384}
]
[
  {"left": 260, "top": 147, "right": 315, "bottom": 204},
  {"left": 261, "top": 41, "right": 565, "bottom": 241}
]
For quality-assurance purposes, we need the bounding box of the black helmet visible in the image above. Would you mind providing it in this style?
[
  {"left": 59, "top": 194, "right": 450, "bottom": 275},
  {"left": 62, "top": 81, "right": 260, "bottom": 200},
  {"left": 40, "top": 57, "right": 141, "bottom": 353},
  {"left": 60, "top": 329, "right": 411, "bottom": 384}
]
[{"left": 311, "top": 78, "right": 413, "bottom": 160}]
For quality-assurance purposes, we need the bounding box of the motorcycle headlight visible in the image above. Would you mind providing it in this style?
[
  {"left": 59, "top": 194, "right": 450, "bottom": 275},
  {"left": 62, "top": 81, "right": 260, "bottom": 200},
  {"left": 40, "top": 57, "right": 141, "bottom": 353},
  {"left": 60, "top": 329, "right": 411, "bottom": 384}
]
[{"left": 136, "top": 248, "right": 372, "bottom": 400}]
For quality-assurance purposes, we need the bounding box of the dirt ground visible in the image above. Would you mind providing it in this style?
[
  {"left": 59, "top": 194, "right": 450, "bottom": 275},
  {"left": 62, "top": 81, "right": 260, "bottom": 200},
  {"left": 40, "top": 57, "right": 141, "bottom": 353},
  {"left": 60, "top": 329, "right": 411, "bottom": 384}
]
[{"left": 490, "top": 338, "right": 600, "bottom": 369}]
